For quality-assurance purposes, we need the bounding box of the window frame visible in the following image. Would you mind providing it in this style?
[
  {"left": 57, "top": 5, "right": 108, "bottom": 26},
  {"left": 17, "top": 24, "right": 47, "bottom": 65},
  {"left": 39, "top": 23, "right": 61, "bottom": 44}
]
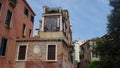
[
  {"left": 0, "top": 37, "right": 7, "bottom": 56},
  {"left": 16, "top": 44, "right": 28, "bottom": 61},
  {"left": 29, "top": 29, "right": 32, "bottom": 37},
  {"left": 24, "top": 7, "right": 29, "bottom": 17},
  {"left": 46, "top": 44, "right": 57, "bottom": 62},
  {"left": 44, "top": 16, "right": 60, "bottom": 32},
  {"left": 0, "top": 3, "right": 2, "bottom": 11},
  {"left": 4, "top": 10, "right": 12, "bottom": 28},
  {"left": 30, "top": 15, "right": 34, "bottom": 23},
  {"left": 22, "top": 24, "right": 26, "bottom": 36}
]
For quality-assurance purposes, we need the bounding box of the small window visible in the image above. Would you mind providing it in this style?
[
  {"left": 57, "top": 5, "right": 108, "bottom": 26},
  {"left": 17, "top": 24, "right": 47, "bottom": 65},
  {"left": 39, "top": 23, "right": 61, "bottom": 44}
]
[
  {"left": 9, "top": 0, "right": 16, "bottom": 8},
  {"left": 24, "top": 8, "right": 29, "bottom": 17},
  {"left": 0, "top": 37, "right": 7, "bottom": 56},
  {"left": 29, "top": 29, "right": 32, "bottom": 37},
  {"left": 17, "top": 45, "right": 27, "bottom": 60},
  {"left": 22, "top": 24, "right": 26, "bottom": 36},
  {"left": 30, "top": 15, "right": 34, "bottom": 23},
  {"left": 5, "top": 10, "right": 12, "bottom": 27},
  {"left": 0, "top": 3, "right": 2, "bottom": 11},
  {"left": 47, "top": 45, "right": 57, "bottom": 61}
]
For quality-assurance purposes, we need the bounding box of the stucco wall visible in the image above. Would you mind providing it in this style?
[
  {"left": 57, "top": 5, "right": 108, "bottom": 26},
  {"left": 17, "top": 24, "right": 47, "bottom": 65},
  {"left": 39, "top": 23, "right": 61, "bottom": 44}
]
[{"left": 14, "top": 40, "right": 73, "bottom": 68}]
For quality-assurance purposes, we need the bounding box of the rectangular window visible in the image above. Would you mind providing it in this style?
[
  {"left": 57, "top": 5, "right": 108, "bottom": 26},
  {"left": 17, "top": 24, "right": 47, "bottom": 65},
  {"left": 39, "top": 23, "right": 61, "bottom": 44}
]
[
  {"left": 24, "top": 8, "right": 29, "bottom": 17},
  {"left": 30, "top": 15, "right": 34, "bottom": 23},
  {"left": 47, "top": 45, "right": 57, "bottom": 61},
  {"left": 5, "top": 10, "right": 12, "bottom": 27},
  {"left": 17, "top": 45, "right": 27, "bottom": 60},
  {"left": 0, "top": 37, "right": 7, "bottom": 56},
  {"left": 29, "top": 29, "right": 32, "bottom": 37},
  {"left": 22, "top": 24, "right": 26, "bottom": 36},
  {"left": 45, "top": 17, "right": 58, "bottom": 31},
  {"left": 0, "top": 3, "right": 2, "bottom": 11}
]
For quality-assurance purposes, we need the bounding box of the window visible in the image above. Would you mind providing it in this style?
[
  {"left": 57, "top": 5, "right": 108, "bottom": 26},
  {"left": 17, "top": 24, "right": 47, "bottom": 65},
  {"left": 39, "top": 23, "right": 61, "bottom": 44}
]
[
  {"left": 22, "top": 24, "right": 26, "bottom": 36},
  {"left": 17, "top": 45, "right": 27, "bottom": 61},
  {"left": 45, "top": 17, "right": 59, "bottom": 31},
  {"left": 92, "top": 52, "right": 98, "bottom": 58},
  {"left": 9, "top": 0, "right": 16, "bottom": 8},
  {"left": 24, "top": 8, "right": 29, "bottom": 17},
  {"left": 0, "top": 37, "right": 7, "bottom": 56},
  {"left": 29, "top": 29, "right": 32, "bottom": 37},
  {"left": 46, "top": 45, "right": 57, "bottom": 61},
  {"left": 0, "top": 3, "right": 2, "bottom": 11},
  {"left": 79, "top": 55, "right": 84, "bottom": 59},
  {"left": 5, "top": 10, "right": 12, "bottom": 27},
  {"left": 30, "top": 15, "right": 34, "bottom": 23}
]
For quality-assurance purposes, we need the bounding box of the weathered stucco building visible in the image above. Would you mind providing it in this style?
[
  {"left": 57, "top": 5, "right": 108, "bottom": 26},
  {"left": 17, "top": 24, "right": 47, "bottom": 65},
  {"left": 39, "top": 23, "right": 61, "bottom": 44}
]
[
  {"left": 0, "top": 0, "right": 35, "bottom": 68},
  {"left": 79, "top": 40, "right": 100, "bottom": 68},
  {"left": 14, "top": 6, "right": 74, "bottom": 68}
]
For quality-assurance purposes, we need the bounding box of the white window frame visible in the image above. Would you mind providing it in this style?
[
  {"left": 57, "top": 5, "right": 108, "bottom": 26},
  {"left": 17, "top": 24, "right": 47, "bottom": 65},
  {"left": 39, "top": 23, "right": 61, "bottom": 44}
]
[
  {"left": 46, "top": 44, "right": 57, "bottom": 61},
  {"left": 16, "top": 44, "right": 28, "bottom": 61}
]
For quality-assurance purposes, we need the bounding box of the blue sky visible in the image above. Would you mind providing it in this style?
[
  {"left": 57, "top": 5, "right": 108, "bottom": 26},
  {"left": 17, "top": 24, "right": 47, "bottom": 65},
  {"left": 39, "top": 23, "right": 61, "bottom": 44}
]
[{"left": 27, "top": 0, "right": 111, "bottom": 40}]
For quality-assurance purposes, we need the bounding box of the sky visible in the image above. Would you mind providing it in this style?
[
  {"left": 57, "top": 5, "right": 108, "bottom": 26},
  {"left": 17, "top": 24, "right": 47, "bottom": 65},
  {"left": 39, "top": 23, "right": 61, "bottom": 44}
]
[{"left": 27, "top": 0, "right": 111, "bottom": 41}]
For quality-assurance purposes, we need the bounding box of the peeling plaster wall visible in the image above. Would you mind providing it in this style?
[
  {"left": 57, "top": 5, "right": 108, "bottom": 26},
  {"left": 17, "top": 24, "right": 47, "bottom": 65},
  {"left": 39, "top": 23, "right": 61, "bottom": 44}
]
[{"left": 14, "top": 41, "right": 74, "bottom": 68}]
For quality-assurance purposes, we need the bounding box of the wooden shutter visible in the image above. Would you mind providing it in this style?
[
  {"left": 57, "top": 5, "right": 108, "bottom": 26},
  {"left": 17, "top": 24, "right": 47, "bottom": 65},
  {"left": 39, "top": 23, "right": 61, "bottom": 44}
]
[
  {"left": 48, "top": 45, "right": 56, "bottom": 60},
  {"left": 18, "top": 46, "right": 26, "bottom": 60},
  {"left": 0, "top": 38, "right": 7, "bottom": 56},
  {"left": 5, "top": 10, "right": 12, "bottom": 27}
]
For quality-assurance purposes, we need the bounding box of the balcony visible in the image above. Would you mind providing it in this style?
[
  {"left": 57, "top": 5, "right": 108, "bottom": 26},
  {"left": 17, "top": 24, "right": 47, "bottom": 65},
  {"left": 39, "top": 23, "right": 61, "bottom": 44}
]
[{"left": 9, "top": 0, "right": 16, "bottom": 8}]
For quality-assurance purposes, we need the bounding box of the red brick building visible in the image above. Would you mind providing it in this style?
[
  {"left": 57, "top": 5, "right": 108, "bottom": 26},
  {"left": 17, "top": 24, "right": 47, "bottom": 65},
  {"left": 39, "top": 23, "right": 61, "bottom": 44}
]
[{"left": 0, "top": 0, "right": 35, "bottom": 68}]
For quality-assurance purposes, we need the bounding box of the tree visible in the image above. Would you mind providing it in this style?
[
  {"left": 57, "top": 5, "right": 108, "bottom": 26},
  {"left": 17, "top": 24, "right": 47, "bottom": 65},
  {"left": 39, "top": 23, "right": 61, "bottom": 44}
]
[
  {"left": 88, "top": 61, "right": 100, "bottom": 68},
  {"left": 96, "top": 0, "right": 120, "bottom": 68}
]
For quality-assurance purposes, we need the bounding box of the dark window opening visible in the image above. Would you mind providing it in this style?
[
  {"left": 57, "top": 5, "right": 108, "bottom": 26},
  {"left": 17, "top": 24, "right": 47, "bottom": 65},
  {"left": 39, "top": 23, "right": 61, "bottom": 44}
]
[
  {"left": 92, "top": 52, "right": 98, "bottom": 58},
  {"left": 18, "top": 46, "right": 26, "bottom": 60},
  {"left": 45, "top": 17, "right": 59, "bottom": 31},
  {"left": 5, "top": 10, "right": 12, "bottom": 27},
  {"left": 0, "top": 3, "right": 2, "bottom": 11},
  {"left": 47, "top": 45, "right": 56, "bottom": 60},
  {"left": 79, "top": 55, "right": 84, "bottom": 59},
  {"left": 30, "top": 15, "right": 34, "bottom": 23},
  {"left": 9, "top": 0, "right": 16, "bottom": 8},
  {"left": 22, "top": 24, "right": 26, "bottom": 36},
  {"left": 0, "top": 37, "right": 7, "bottom": 56},
  {"left": 29, "top": 29, "right": 32, "bottom": 37},
  {"left": 24, "top": 8, "right": 29, "bottom": 17}
]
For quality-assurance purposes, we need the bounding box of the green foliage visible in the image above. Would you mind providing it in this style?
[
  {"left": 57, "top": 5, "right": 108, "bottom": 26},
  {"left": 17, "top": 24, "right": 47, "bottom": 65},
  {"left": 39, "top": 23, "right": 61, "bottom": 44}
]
[
  {"left": 95, "top": 0, "right": 120, "bottom": 68},
  {"left": 88, "top": 61, "right": 101, "bottom": 68}
]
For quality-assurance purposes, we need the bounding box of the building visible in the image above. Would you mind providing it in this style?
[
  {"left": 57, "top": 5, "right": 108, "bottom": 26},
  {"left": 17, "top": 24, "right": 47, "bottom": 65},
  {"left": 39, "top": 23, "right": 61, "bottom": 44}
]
[
  {"left": 79, "top": 40, "right": 99, "bottom": 68},
  {"left": 13, "top": 6, "right": 74, "bottom": 68},
  {"left": 74, "top": 40, "right": 85, "bottom": 62},
  {"left": 0, "top": 0, "right": 35, "bottom": 68}
]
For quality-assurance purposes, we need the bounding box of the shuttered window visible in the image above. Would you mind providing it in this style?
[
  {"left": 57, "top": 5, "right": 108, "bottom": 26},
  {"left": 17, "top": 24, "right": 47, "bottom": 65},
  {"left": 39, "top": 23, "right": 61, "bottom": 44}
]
[
  {"left": 22, "top": 24, "right": 26, "bottom": 36},
  {"left": 47, "top": 45, "right": 56, "bottom": 61},
  {"left": 18, "top": 46, "right": 27, "bottom": 60},
  {"left": 24, "top": 8, "right": 29, "bottom": 17},
  {"left": 5, "top": 10, "right": 12, "bottom": 27},
  {"left": 30, "top": 15, "right": 34, "bottom": 23},
  {"left": 0, "top": 37, "right": 7, "bottom": 56},
  {"left": 0, "top": 3, "right": 2, "bottom": 11},
  {"left": 29, "top": 29, "right": 32, "bottom": 37}
]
